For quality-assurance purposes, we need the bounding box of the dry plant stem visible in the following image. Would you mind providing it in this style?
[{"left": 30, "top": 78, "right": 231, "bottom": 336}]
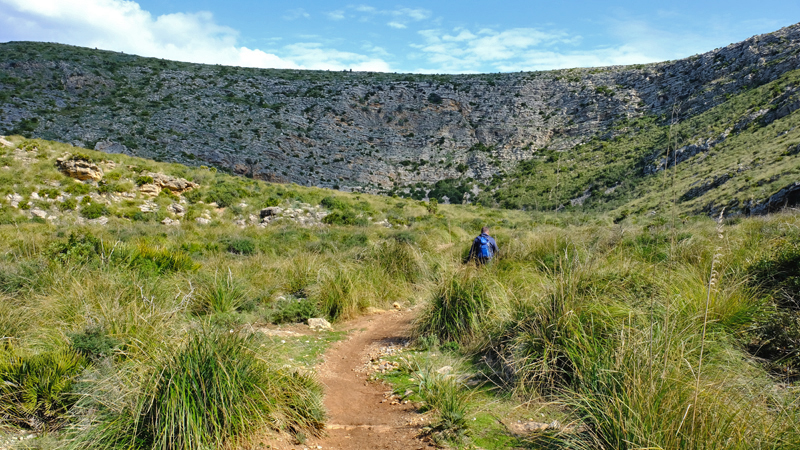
[
  {"left": 658, "top": 103, "right": 680, "bottom": 376},
  {"left": 692, "top": 208, "right": 725, "bottom": 428}
]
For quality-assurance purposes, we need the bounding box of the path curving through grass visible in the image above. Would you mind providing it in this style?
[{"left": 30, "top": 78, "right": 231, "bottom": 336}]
[{"left": 306, "top": 309, "right": 434, "bottom": 450}]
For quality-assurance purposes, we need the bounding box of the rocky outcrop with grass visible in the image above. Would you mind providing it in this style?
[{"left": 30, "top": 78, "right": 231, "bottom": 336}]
[{"left": 2, "top": 23, "right": 800, "bottom": 206}]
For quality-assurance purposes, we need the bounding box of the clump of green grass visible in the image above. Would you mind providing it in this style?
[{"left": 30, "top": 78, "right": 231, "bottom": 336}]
[
  {"left": 120, "top": 242, "right": 200, "bottom": 274},
  {"left": 77, "top": 330, "right": 325, "bottom": 450},
  {"left": 374, "top": 238, "right": 426, "bottom": 283},
  {"left": 225, "top": 236, "right": 256, "bottom": 255},
  {"left": 192, "top": 271, "right": 247, "bottom": 315},
  {"left": 408, "top": 362, "right": 471, "bottom": 446},
  {"left": 414, "top": 268, "right": 497, "bottom": 344},
  {"left": 313, "top": 266, "right": 366, "bottom": 321},
  {"left": 266, "top": 296, "right": 320, "bottom": 324}
]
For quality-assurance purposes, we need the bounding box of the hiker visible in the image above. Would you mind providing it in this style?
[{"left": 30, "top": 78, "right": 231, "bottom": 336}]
[{"left": 469, "top": 226, "right": 498, "bottom": 265}]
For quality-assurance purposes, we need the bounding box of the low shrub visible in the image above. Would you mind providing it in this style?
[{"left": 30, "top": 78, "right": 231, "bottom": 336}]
[
  {"left": 80, "top": 202, "right": 108, "bottom": 219},
  {"left": 225, "top": 237, "right": 256, "bottom": 255},
  {"left": 267, "top": 296, "right": 321, "bottom": 324},
  {"left": 322, "top": 210, "right": 367, "bottom": 226},
  {"left": 58, "top": 197, "right": 77, "bottom": 211},
  {"left": 134, "top": 175, "right": 153, "bottom": 186},
  {"left": 64, "top": 182, "right": 91, "bottom": 196},
  {"left": 68, "top": 325, "right": 120, "bottom": 361},
  {"left": 320, "top": 196, "right": 349, "bottom": 210},
  {"left": 48, "top": 232, "right": 104, "bottom": 264}
]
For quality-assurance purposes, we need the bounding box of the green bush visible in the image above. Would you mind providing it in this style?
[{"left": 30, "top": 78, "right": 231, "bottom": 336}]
[
  {"left": 58, "top": 197, "right": 77, "bottom": 211},
  {"left": 320, "top": 196, "right": 349, "bottom": 210},
  {"left": 64, "top": 182, "right": 91, "bottom": 195},
  {"left": 48, "top": 232, "right": 104, "bottom": 264},
  {"left": 80, "top": 202, "right": 108, "bottom": 219},
  {"left": 183, "top": 188, "right": 203, "bottom": 203},
  {"left": 225, "top": 237, "right": 256, "bottom": 255},
  {"left": 267, "top": 296, "right": 321, "bottom": 324},
  {"left": 68, "top": 326, "right": 120, "bottom": 361},
  {"left": 0, "top": 348, "right": 87, "bottom": 431},
  {"left": 135, "top": 175, "right": 153, "bottom": 186},
  {"left": 205, "top": 182, "right": 246, "bottom": 208},
  {"left": 322, "top": 210, "right": 367, "bottom": 226}
]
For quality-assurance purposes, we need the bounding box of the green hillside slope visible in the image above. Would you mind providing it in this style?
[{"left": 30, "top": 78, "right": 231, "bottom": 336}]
[{"left": 483, "top": 68, "right": 800, "bottom": 217}]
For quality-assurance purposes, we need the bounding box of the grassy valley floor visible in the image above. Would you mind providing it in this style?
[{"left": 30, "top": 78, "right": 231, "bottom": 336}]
[{"left": 0, "top": 137, "right": 799, "bottom": 449}]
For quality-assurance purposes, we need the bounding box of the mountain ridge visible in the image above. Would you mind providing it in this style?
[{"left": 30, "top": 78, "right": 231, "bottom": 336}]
[{"left": 2, "top": 22, "right": 800, "bottom": 215}]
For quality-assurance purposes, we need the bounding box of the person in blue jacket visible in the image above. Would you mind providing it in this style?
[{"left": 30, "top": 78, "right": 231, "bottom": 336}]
[{"left": 468, "top": 226, "right": 498, "bottom": 265}]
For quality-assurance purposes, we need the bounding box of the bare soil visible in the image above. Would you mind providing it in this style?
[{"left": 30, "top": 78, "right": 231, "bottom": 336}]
[{"left": 303, "top": 309, "right": 435, "bottom": 450}]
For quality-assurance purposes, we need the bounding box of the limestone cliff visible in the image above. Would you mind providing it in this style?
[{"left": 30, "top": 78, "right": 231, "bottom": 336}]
[{"left": 1, "top": 23, "right": 800, "bottom": 201}]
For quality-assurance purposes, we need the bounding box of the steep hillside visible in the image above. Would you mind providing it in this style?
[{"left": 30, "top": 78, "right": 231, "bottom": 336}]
[{"left": 1, "top": 23, "right": 800, "bottom": 215}]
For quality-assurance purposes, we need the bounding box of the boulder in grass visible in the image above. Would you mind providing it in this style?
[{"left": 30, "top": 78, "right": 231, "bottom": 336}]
[
  {"left": 308, "top": 318, "right": 332, "bottom": 331},
  {"left": 260, "top": 206, "right": 283, "bottom": 218}
]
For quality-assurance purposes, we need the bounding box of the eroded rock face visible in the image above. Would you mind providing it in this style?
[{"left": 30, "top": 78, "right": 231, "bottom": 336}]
[
  {"left": 94, "top": 140, "right": 130, "bottom": 155},
  {"left": 146, "top": 172, "right": 199, "bottom": 194},
  {"left": 139, "top": 184, "right": 160, "bottom": 196},
  {"left": 749, "top": 182, "right": 800, "bottom": 215},
  {"left": 55, "top": 157, "right": 103, "bottom": 181}
]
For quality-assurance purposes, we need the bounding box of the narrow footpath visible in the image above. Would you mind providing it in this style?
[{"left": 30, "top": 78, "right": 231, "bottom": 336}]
[{"left": 307, "top": 309, "right": 434, "bottom": 450}]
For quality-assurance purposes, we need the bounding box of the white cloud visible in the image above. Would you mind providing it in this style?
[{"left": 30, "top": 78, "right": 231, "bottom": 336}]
[
  {"left": 326, "top": 9, "right": 345, "bottom": 20},
  {"left": 413, "top": 27, "right": 575, "bottom": 72},
  {"left": 336, "top": 4, "right": 431, "bottom": 29},
  {"left": 283, "top": 43, "right": 392, "bottom": 72},
  {"left": 283, "top": 8, "right": 310, "bottom": 21},
  {"left": 392, "top": 8, "right": 430, "bottom": 21},
  {"left": 409, "top": 18, "right": 752, "bottom": 73},
  {"left": 0, "top": 0, "right": 394, "bottom": 71}
]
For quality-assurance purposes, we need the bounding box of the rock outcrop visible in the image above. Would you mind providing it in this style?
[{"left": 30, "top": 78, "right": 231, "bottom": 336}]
[
  {"left": 147, "top": 172, "right": 198, "bottom": 194},
  {"left": 55, "top": 157, "right": 103, "bottom": 181}
]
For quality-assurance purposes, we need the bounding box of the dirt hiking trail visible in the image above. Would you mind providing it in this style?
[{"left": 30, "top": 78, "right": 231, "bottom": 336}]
[{"left": 304, "top": 309, "right": 435, "bottom": 450}]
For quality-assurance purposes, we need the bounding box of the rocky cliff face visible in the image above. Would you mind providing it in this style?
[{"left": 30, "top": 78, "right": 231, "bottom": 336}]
[{"left": 2, "top": 23, "right": 800, "bottom": 196}]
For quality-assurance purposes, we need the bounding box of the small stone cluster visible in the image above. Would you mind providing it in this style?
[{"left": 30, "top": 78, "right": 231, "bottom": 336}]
[{"left": 364, "top": 339, "right": 409, "bottom": 375}]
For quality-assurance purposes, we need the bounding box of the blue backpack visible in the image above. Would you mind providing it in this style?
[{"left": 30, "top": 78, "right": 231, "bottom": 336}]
[{"left": 478, "top": 236, "right": 492, "bottom": 258}]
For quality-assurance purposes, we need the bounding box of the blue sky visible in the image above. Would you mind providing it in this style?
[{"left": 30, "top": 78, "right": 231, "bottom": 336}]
[{"left": 1, "top": 0, "right": 798, "bottom": 73}]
